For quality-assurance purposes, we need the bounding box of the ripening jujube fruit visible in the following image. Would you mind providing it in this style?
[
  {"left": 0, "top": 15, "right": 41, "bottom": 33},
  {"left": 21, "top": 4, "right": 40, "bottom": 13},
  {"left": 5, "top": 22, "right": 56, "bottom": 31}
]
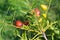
[
  {"left": 34, "top": 8, "right": 40, "bottom": 17},
  {"left": 24, "top": 21, "right": 29, "bottom": 26}
]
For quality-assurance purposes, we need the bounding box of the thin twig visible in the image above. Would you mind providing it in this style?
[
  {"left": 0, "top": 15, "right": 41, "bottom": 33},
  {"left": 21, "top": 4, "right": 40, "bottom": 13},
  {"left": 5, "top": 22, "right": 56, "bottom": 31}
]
[
  {"left": 44, "top": 21, "right": 57, "bottom": 32},
  {"left": 31, "top": 33, "right": 40, "bottom": 40},
  {"left": 0, "top": 19, "right": 42, "bottom": 34},
  {"left": 45, "top": 0, "right": 52, "bottom": 14}
]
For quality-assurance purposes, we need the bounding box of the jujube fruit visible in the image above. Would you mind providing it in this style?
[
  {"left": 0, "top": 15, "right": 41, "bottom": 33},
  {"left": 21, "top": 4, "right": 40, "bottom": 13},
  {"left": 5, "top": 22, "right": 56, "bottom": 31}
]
[{"left": 15, "top": 20, "right": 23, "bottom": 28}]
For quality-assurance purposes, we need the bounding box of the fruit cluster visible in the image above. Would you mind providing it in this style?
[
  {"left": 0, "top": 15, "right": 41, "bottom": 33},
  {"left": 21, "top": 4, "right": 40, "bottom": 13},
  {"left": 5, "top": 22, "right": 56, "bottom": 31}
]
[{"left": 14, "top": 4, "right": 48, "bottom": 28}]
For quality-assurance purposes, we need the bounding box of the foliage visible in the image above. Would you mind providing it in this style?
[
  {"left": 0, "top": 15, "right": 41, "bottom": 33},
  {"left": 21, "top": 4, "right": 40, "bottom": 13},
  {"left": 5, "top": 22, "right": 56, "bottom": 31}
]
[{"left": 0, "top": 0, "right": 60, "bottom": 40}]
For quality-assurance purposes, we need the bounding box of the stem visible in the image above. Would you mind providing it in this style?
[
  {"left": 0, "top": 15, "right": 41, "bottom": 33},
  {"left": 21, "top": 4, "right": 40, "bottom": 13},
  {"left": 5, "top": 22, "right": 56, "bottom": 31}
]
[
  {"left": 46, "top": 0, "right": 52, "bottom": 14},
  {"left": 42, "top": 32, "right": 48, "bottom": 40},
  {"left": 52, "top": 33, "right": 54, "bottom": 40}
]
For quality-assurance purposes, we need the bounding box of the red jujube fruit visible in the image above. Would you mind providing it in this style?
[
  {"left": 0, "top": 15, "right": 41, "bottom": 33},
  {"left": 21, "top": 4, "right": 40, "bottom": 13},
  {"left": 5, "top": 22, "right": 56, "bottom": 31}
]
[{"left": 15, "top": 20, "right": 23, "bottom": 28}]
